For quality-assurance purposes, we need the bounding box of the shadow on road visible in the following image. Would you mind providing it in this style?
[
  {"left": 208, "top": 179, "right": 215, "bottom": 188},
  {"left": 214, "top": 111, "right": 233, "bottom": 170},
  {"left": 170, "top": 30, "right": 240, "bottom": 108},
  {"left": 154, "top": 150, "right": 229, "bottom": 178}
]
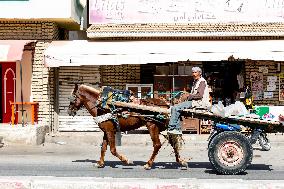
[{"left": 72, "top": 159, "right": 272, "bottom": 174}]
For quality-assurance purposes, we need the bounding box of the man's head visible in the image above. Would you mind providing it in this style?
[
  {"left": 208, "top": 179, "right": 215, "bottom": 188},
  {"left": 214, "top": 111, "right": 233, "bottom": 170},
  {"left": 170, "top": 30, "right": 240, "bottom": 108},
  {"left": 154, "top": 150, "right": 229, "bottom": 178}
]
[{"left": 192, "top": 66, "right": 202, "bottom": 80}]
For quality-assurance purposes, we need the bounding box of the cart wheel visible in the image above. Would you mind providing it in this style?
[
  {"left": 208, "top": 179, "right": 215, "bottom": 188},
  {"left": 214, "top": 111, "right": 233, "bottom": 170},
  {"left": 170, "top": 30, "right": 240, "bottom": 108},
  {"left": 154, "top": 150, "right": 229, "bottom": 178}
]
[
  {"left": 258, "top": 133, "right": 271, "bottom": 151},
  {"left": 208, "top": 131, "right": 253, "bottom": 175}
]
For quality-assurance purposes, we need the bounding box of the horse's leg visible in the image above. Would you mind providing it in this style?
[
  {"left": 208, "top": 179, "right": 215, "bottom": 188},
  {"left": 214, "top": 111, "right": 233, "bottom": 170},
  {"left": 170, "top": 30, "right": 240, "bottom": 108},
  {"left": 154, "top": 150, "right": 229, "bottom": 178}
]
[
  {"left": 106, "top": 130, "right": 132, "bottom": 165},
  {"left": 144, "top": 122, "right": 162, "bottom": 170},
  {"left": 168, "top": 135, "right": 188, "bottom": 168},
  {"left": 94, "top": 133, "right": 108, "bottom": 168}
]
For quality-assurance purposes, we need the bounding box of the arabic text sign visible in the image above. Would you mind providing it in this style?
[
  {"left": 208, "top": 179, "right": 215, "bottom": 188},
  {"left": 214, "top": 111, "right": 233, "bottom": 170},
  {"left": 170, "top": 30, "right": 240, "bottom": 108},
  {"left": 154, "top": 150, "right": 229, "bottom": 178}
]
[{"left": 89, "top": 0, "right": 284, "bottom": 24}]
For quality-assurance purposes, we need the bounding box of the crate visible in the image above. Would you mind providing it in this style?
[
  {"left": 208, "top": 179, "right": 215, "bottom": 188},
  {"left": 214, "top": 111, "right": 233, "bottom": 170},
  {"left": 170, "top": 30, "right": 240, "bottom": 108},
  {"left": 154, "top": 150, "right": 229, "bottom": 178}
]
[{"left": 181, "top": 117, "right": 200, "bottom": 134}]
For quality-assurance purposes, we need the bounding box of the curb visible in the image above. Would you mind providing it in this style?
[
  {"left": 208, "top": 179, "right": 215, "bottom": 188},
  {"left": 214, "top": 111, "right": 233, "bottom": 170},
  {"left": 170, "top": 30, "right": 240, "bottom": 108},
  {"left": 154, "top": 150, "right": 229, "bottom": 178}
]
[
  {"left": 0, "top": 177, "right": 284, "bottom": 189},
  {"left": 44, "top": 132, "right": 284, "bottom": 147}
]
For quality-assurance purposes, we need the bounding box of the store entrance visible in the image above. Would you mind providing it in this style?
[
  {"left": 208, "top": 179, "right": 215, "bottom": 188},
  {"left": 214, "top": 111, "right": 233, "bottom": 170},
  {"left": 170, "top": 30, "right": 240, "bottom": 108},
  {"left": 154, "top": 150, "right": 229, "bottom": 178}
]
[{"left": 203, "top": 61, "right": 245, "bottom": 106}]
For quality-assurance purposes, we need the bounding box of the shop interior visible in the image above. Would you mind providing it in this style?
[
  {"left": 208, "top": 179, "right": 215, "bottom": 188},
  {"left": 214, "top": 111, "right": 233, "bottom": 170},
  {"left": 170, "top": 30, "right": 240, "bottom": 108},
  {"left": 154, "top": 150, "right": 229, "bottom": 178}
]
[{"left": 138, "top": 61, "right": 245, "bottom": 106}]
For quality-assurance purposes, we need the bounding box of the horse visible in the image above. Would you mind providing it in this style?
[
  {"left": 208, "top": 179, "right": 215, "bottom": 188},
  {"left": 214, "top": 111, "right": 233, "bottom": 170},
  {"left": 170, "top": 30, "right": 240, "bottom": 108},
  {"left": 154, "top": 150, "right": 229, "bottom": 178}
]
[{"left": 67, "top": 84, "right": 188, "bottom": 169}]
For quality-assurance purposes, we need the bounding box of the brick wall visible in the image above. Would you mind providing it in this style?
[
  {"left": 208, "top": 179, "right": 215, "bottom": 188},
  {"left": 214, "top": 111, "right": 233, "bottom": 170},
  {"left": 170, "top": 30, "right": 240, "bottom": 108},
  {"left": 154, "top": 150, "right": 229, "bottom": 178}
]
[
  {"left": 0, "top": 21, "right": 67, "bottom": 127},
  {"left": 101, "top": 65, "right": 140, "bottom": 90}
]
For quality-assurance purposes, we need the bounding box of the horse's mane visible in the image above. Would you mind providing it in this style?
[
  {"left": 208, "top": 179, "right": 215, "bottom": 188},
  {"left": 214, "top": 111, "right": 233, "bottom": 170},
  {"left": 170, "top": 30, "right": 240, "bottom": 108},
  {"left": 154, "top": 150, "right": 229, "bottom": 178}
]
[{"left": 79, "top": 85, "right": 101, "bottom": 96}]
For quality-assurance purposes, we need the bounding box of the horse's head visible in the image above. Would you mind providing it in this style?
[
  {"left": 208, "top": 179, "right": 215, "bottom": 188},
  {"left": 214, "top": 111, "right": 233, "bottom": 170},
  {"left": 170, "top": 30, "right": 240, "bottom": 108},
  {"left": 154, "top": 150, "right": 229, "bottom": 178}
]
[
  {"left": 68, "top": 84, "right": 84, "bottom": 116},
  {"left": 68, "top": 84, "right": 102, "bottom": 117}
]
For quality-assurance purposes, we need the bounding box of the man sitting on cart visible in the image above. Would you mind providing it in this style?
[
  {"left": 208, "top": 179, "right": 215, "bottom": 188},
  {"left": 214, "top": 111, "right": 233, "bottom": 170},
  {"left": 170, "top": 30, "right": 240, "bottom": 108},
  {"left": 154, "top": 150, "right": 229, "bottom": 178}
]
[{"left": 162, "top": 66, "right": 211, "bottom": 135}]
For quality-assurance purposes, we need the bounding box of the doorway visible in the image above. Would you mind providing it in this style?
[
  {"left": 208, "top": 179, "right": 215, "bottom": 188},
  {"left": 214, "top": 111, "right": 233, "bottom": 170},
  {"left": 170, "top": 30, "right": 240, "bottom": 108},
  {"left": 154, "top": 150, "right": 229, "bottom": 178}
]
[
  {"left": 1, "top": 62, "right": 16, "bottom": 123},
  {"left": 203, "top": 61, "right": 244, "bottom": 106}
]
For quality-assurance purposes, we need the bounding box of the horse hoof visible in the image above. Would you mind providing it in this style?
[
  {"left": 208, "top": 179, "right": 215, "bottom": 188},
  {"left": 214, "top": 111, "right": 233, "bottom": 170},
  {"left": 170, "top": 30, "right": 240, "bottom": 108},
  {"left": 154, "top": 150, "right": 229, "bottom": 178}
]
[
  {"left": 127, "top": 159, "right": 134, "bottom": 165},
  {"left": 180, "top": 161, "right": 188, "bottom": 168},
  {"left": 143, "top": 164, "right": 151, "bottom": 170},
  {"left": 93, "top": 163, "right": 104, "bottom": 168}
]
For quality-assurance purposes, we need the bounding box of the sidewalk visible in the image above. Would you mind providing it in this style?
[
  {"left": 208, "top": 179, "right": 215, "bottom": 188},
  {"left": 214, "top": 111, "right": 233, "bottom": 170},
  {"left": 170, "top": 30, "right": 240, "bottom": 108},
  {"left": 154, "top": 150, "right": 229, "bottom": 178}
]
[
  {"left": 44, "top": 131, "right": 284, "bottom": 147},
  {"left": 0, "top": 177, "right": 284, "bottom": 189}
]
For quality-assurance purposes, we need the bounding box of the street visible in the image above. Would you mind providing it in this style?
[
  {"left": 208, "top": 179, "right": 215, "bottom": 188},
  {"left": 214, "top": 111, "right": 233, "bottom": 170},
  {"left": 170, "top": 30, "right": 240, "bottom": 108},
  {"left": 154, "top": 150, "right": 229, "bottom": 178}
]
[{"left": 0, "top": 139, "right": 284, "bottom": 180}]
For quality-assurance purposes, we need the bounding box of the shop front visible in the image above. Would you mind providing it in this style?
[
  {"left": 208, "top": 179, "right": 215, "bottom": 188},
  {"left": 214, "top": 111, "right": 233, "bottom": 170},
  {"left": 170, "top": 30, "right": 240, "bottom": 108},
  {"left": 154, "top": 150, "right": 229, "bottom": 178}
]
[
  {"left": 0, "top": 40, "right": 34, "bottom": 124},
  {"left": 42, "top": 0, "right": 284, "bottom": 132},
  {"left": 45, "top": 40, "right": 284, "bottom": 131}
]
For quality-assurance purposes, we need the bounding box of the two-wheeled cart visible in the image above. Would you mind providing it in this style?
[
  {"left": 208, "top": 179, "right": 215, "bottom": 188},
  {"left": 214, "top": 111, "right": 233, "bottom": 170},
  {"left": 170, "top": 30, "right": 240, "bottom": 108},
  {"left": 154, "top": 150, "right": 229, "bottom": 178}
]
[
  {"left": 182, "top": 108, "right": 283, "bottom": 175},
  {"left": 111, "top": 101, "right": 283, "bottom": 175}
]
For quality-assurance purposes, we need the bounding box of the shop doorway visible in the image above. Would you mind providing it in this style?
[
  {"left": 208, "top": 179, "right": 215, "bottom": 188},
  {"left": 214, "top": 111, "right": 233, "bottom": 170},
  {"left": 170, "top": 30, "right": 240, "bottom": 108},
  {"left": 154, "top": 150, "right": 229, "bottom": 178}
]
[
  {"left": 203, "top": 61, "right": 245, "bottom": 106},
  {"left": 1, "top": 62, "right": 16, "bottom": 123}
]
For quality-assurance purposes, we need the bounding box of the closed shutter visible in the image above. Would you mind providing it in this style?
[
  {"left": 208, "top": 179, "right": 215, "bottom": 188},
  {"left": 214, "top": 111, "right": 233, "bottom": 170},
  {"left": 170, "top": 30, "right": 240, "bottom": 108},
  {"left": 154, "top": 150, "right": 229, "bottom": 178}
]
[{"left": 58, "top": 66, "right": 101, "bottom": 131}]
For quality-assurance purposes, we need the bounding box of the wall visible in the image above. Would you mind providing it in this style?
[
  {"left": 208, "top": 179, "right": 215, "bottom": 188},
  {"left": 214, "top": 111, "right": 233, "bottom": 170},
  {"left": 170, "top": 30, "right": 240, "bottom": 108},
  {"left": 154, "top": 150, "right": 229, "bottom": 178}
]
[
  {"left": 101, "top": 65, "right": 140, "bottom": 90},
  {"left": 245, "top": 60, "right": 283, "bottom": 106},
  {"left": 0, "top": 21, "right": 67, "bottom": 127}
]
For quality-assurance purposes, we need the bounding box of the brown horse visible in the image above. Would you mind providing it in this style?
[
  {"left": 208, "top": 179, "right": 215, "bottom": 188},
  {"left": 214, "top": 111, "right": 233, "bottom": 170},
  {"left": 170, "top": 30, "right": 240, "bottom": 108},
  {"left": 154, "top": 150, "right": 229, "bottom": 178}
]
[{"left": 67, "top": 84, "right": 188, "bottom": 169}]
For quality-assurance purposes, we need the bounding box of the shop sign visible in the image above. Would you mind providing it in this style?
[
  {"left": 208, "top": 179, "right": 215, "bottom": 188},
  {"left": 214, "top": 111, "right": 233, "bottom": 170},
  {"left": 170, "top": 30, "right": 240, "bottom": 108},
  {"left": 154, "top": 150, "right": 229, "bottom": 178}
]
[
  {"left": 89, "top": 0, "right": 284, "bottom": 24},
  {"left": 267, "top": 76, "right": 277, "bottom": 92},
  {"left": 264, "top": 91, "right": 273, "bottom": 99},
  {"left": 250, "top": 72, "right": 263, "bottom": 100},
  {"left": 259, "top": 66, "right": 268, "bottom": 74},
  {"left": 280, "top": 75, "right": 284, "bottom": 101}
]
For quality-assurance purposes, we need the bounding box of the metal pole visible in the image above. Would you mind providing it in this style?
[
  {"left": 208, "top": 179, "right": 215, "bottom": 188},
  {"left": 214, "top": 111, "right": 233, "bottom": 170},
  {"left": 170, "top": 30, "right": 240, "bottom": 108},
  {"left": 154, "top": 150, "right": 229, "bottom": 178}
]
[
  {"left": 20, "top": 61, "right": 24, "bottom": 127},
  {"left": 172, "top": 62, "right": 175, "bottom": 105}
]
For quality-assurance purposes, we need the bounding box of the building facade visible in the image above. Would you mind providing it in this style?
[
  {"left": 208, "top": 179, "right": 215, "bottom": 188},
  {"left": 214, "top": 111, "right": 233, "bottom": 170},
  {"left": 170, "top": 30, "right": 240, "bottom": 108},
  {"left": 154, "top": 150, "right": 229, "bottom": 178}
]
[
  {"left": 44, "top": 0, "right": 284, "bottom": 132},
  {"left": 0, "top": 0, "right": 85, "bottom": 130}
]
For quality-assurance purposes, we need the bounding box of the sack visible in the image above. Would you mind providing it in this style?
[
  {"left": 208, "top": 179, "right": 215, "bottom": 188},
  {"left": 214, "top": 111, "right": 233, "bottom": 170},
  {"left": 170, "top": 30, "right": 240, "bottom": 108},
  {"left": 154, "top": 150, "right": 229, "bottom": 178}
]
[
  {"left": 211, "top": 101, "right": 225, "bottom": 117},
  {"left": 211, "top": 101, "right": 249, "bottom": 117},
  {"left": 224, "top": 101, "right": 249, "bottom": 117}
]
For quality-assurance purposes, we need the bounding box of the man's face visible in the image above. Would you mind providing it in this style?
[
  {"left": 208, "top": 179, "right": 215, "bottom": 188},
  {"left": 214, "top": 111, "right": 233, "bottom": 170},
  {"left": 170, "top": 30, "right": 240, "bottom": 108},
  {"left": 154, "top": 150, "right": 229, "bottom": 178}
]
[{"left": 192, "top": 71, "right": 201, "bottom": 79}]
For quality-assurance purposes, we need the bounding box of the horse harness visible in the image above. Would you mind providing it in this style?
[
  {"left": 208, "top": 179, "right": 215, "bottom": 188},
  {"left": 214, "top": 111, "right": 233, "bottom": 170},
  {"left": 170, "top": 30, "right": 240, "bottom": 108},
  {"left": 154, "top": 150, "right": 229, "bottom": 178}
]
[{"left": 69, "top": 86, "right": 168, "bottom": 131}]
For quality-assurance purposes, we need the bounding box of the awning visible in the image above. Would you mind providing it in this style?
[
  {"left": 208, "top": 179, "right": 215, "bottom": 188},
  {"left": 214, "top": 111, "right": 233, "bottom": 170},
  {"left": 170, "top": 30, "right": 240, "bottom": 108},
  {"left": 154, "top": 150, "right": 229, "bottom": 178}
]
[
  {"left": 0, "top": 40, "right": 33, "bottom": 62},
  {"left": 44, "top": 40, "right": 284, "bottom": 67}
]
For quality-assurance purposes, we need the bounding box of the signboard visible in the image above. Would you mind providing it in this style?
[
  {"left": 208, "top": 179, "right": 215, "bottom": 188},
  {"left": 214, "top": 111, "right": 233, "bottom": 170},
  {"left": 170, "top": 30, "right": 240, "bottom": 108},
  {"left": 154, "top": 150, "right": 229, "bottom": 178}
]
[
  {"left": 89, "top": 0, "right": 284, "bottom": 24},
  {"left": 250, "top": 72, "right": 263, "bottom": 100},
  {"left": 280, "top": 74, "right": 284, "bottom": 101}
]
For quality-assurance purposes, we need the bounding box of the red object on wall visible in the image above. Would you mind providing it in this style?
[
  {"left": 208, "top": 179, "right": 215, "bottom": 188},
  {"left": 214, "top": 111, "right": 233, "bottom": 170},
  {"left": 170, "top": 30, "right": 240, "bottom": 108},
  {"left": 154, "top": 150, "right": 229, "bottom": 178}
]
[{"left": 1, "top": 62, "right": 16, "bottom": 123}]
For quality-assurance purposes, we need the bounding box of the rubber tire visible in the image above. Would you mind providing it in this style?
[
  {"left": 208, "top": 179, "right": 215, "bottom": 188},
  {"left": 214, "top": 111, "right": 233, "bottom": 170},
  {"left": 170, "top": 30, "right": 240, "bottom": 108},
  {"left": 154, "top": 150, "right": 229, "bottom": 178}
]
[
  {"left": 258, "top": 133, "right": 271, "bottom": 151},
  {"left": 208, "top": 131, "right": 253, "bottom": 175}
]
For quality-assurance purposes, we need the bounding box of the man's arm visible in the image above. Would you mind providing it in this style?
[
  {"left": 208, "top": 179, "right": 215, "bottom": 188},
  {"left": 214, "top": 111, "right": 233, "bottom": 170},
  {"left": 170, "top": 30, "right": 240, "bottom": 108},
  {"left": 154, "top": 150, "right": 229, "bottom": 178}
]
[{"left": 188, "top": 81, "right": 206, "bottom": 100}]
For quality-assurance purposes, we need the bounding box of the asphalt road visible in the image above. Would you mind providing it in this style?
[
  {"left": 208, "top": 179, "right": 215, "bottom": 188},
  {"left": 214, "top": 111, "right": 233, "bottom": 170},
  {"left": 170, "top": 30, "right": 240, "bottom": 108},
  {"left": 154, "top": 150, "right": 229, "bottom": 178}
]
[{"left": 0, "top": 141, "right": 284, "bottom": 180}]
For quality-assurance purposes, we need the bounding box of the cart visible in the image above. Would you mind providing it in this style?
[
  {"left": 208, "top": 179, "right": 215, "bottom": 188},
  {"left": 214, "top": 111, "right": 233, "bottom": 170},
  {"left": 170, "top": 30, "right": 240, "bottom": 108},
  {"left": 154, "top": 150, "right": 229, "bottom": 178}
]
[
  {"left": 111, "top": 101, "right": 283, "bottom": 175},
  {"left": 182, "top": 108, "right": 283, "bottom": 174}
]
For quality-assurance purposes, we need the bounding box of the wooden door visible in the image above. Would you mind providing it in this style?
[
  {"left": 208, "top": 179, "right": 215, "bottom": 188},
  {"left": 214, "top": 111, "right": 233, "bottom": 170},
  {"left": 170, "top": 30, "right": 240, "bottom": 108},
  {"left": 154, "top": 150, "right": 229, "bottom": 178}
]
[{"left": 1, "top": 62, "right": 16, "bottom": 123}]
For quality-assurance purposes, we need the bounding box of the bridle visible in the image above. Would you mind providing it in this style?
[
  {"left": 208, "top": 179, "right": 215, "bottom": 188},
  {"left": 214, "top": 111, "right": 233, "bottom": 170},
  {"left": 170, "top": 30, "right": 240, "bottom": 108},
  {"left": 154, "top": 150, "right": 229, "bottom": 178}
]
[
  {"left": 68, "top": 91, "right": 99, "bottom": 112},
  {"left": 68, "top": 92, "right": 80, "bottom": 113}
]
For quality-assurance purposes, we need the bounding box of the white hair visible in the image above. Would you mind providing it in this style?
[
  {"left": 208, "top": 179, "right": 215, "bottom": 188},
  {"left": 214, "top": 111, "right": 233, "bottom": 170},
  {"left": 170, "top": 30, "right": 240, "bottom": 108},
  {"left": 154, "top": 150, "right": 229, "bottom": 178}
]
[{"left": 192, "top": 66, "right": 202, "bottom": 74}]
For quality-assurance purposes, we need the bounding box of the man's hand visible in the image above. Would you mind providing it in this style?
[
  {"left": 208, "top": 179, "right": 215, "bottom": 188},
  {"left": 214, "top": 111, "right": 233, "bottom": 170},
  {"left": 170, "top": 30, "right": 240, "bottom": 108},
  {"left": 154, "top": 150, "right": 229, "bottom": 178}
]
[{"left": 179, "top": 92, "right": 191, "bottom": 102}]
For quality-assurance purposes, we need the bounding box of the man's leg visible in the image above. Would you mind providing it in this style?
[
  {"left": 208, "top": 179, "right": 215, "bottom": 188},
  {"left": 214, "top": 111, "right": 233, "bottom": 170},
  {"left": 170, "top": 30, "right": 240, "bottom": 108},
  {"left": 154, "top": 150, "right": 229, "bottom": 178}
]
[{"left": 167, "top": 101, "right": 192, "bottom": 133}]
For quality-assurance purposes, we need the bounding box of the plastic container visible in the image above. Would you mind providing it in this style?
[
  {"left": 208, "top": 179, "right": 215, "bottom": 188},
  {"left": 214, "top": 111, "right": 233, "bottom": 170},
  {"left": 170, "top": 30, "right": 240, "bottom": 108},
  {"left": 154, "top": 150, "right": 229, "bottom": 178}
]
[{"left": 254, "top": 106, "right": 270, "bottom": 118}]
